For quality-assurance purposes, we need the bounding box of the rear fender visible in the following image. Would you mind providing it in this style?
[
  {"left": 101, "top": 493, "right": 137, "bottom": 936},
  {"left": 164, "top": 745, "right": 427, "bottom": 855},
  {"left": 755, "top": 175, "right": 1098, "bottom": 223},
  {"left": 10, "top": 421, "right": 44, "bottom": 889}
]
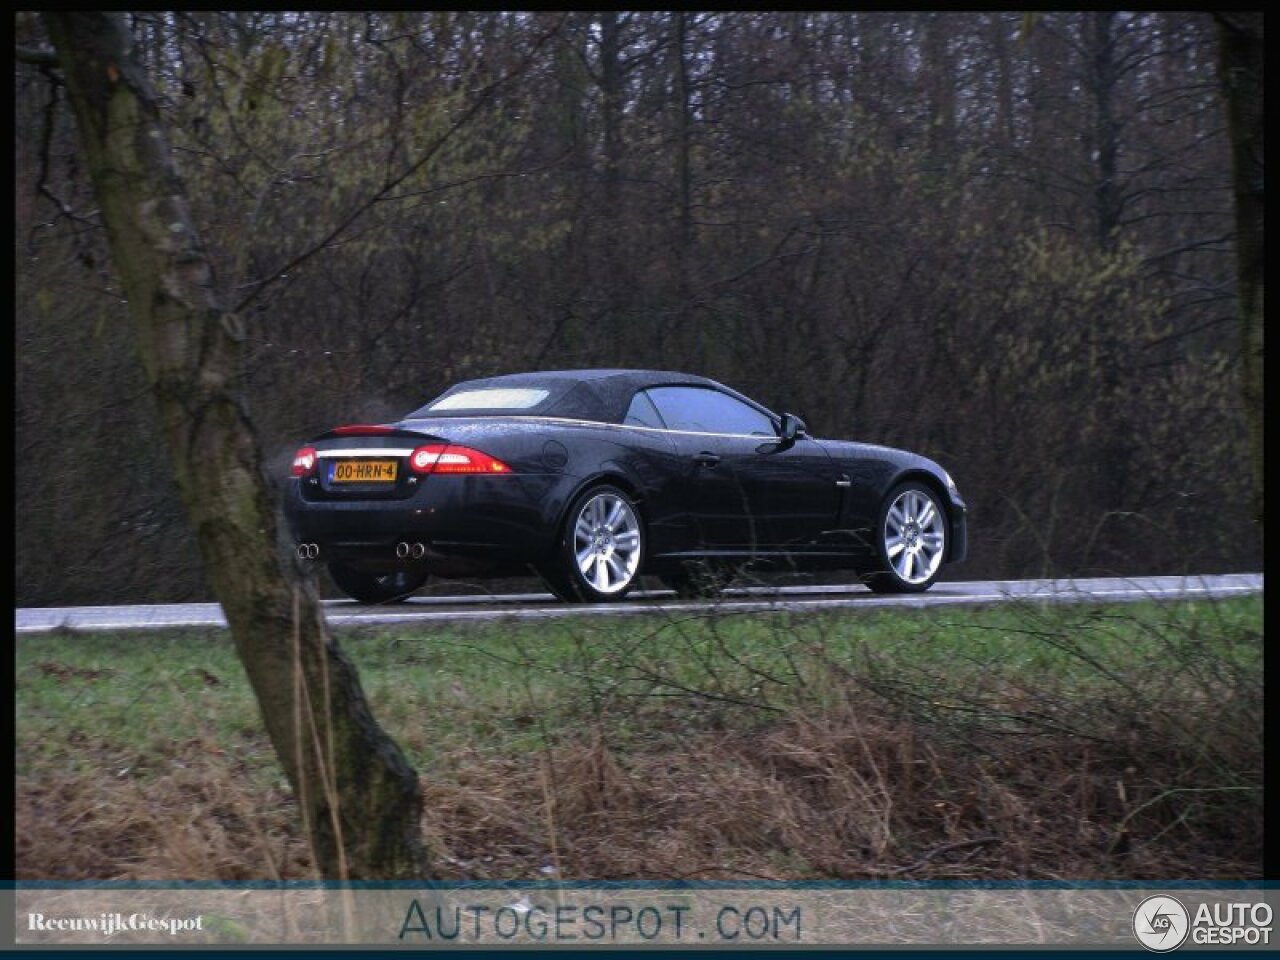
[{"left": 543, "top": 465, "right": 647, "bottom": 554}]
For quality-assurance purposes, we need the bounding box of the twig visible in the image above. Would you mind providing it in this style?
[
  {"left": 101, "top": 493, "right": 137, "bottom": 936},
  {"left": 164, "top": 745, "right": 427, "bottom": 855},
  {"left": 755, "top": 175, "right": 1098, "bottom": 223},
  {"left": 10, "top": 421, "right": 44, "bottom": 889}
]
[{"left": 889, "top": 835, "right": 1001, "bottom": 876}]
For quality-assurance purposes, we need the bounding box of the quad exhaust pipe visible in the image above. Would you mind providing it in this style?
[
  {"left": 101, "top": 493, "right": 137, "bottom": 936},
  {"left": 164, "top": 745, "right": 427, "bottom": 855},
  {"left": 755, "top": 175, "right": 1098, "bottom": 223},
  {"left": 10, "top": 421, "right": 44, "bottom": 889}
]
[{"left": 297, "top": 542, "right": 425, "bottom": 561}]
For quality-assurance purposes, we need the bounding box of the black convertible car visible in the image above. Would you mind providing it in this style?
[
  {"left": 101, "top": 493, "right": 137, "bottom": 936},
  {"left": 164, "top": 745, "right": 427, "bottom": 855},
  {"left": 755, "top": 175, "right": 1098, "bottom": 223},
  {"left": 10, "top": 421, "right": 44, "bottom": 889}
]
[{"left": 284, "top": 369, "right": 967, "bottom": 603}]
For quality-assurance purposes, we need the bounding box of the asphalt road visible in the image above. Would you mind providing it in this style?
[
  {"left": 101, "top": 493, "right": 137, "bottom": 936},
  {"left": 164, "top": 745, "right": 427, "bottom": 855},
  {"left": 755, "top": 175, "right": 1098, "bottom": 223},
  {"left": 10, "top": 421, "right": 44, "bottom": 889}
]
[{"left": 13, "top": 573, "right": 1263, "bottom": 634}]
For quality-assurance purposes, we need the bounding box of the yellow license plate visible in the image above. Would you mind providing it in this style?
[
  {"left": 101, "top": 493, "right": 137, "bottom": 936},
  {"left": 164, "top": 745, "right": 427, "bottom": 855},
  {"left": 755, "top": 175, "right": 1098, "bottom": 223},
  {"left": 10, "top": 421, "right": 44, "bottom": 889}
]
[{"left": 330, "top": 460, "right": 398, "bottom": 483}]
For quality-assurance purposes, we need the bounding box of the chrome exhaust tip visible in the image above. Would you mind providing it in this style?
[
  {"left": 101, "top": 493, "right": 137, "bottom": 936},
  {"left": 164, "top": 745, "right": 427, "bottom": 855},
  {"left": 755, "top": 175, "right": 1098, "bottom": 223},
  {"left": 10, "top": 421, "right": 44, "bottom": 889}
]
[
  {"left": 410, "top": 542, "right": 426, "bottom": 560},
  {"left": 296, "top": 543, "right": 319, "bottom": 560},
  {"left": 395, "top": 541, "right": 411, "bottom": 559}
]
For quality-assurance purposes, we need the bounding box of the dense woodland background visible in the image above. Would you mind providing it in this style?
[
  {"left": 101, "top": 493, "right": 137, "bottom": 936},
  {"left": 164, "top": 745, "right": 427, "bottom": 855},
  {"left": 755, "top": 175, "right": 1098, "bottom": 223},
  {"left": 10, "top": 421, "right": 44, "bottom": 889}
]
[{"left": 15, "top": 11, "right": 1260, "bottom": 605}]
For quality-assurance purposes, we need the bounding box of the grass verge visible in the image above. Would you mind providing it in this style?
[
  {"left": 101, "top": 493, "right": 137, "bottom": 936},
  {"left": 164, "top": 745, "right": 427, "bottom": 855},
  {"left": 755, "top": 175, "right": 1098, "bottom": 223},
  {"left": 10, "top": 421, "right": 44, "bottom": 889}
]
[{"left": 16, "top": 595, "right": 1262, "bottom": 881}]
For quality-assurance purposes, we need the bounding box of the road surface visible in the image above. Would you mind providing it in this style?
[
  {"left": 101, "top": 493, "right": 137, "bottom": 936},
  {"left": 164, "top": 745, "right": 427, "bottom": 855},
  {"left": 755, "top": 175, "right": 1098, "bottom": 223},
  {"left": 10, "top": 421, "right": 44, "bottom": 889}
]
[{"left": 13, "top": 573, "right": 1263, "bottom": 634}]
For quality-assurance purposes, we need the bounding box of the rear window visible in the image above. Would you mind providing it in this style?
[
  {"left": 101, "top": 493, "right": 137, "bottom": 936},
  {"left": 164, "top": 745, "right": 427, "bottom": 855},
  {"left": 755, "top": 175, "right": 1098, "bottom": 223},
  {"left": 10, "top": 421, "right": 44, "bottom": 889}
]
[{"left": 426, "top": 388, "right": 550, "bottom": 412}]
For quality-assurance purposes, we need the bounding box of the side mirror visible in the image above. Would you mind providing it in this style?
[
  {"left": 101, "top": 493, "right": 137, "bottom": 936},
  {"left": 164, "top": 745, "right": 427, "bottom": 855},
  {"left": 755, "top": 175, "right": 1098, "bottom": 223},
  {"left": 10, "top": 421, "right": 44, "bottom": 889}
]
[{"left": 779, "top": 412, "right": 807, "bottom": 442}]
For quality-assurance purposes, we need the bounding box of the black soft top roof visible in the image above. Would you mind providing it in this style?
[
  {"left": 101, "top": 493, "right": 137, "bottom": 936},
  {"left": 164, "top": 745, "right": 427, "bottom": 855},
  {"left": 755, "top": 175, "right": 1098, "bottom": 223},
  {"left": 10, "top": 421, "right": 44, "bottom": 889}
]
[{"left": 405, "top": 369, "right": 729, "bottom": 424}]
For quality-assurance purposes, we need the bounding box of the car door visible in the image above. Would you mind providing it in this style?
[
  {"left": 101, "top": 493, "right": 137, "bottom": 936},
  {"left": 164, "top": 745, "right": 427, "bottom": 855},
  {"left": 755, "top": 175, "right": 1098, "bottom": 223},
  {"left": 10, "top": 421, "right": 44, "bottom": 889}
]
[
  {"left": 736, "top": 433, "right": 842, "bottom": 551},
  {"left": 642, "top": 386, "right": 839, "bottom": 551},
  {"left": 632, "top": 386, "right": 753, "bottom": 549}
]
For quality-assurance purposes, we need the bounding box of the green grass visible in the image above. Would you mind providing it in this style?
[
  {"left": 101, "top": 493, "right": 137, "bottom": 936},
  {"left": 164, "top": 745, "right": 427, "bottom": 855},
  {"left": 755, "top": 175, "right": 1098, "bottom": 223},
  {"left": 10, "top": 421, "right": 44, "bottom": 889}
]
[{"left": 17, "top": 596, "right": 1262, "bottom": 777}]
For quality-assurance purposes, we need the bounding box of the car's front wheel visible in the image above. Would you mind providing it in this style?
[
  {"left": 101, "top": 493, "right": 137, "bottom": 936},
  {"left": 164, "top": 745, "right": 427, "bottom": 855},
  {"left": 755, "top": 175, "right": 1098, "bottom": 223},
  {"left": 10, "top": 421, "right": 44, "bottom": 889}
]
[
  {"left": 327, "top": 562, "right": 428, "bottom": 604},
  {"left": 544, "top": 485, "right": 645, "bottom": 602},
  {"left": 861, "top": 482, "right": 948, "bottom": 594}
]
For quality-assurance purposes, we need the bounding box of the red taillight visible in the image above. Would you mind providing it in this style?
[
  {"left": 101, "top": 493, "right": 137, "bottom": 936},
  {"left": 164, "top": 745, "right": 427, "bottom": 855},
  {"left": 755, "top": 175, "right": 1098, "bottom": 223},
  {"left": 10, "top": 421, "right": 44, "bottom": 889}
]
[
  {"left": 291, "top": 446, "right": 318, "bottom": 477},
  {"left": 331, "top": 424, "right": 394, "bottom": 435},
  {"left": 409, "top": 444, "right": 512, "bottom": 475}
]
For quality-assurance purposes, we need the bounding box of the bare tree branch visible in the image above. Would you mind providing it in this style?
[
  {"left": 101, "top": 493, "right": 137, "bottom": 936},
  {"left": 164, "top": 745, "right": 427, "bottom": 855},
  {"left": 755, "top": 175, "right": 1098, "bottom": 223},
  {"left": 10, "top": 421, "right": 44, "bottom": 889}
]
[{"left": 232, "top": 15, "right": 567, "bottom": 316}]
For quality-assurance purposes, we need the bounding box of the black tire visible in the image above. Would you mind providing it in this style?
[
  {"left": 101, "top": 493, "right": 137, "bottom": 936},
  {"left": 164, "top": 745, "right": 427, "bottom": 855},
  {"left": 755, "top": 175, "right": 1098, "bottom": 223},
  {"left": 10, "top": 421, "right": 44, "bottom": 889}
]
[
  {"left": 542, "top": 484, "right": 645, "bottom": 603},
  {"left": 860, "top": 481, "right": 948, "bottom": 594},
  {"left": 327, "top": 562, "right": 428, "bottom": 604}
]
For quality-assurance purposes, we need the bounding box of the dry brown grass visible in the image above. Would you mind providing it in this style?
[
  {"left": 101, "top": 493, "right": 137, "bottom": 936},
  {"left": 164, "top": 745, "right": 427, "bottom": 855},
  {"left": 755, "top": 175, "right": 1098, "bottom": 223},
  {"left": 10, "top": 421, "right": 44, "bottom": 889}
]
[
  {"left": 16, "top": 735, "right": 310, "bottom": 882},
  {"left": 421, "top": 684, "right": 1260, "bottom": 882},
  {"left": 19, "top": 677, "right": 1258, "bottom": 882}
]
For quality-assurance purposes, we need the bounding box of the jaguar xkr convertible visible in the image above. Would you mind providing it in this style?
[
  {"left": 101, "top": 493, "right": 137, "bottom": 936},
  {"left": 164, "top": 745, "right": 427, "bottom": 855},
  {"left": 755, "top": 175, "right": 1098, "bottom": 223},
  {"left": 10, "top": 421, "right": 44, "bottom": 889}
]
[{"left": 284, "top": 369, "right": 967, "bottom": 603}]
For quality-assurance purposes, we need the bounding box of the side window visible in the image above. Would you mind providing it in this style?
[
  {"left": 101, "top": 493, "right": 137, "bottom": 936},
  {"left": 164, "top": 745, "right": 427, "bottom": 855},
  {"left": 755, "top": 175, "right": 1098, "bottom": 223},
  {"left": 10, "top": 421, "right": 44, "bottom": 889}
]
[
  {"left": 624, "top": 390, "right": 666, "bottom": 429},
  {"left": 646, "top": 386, "right": 775, "bottom": 436}
]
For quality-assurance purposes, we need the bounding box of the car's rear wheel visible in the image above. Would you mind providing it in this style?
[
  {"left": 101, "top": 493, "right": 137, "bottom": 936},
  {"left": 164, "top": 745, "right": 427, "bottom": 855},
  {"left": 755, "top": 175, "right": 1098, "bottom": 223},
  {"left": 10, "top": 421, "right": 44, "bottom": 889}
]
[
  {"left": 861, "top": 482, "right": 948, "bottom": 594},
  {"left": 544, "top": 485, "right": 645, "bottom": 602},
  {"left": 327, "top": 562, "right": 428, "bottom": 604}
]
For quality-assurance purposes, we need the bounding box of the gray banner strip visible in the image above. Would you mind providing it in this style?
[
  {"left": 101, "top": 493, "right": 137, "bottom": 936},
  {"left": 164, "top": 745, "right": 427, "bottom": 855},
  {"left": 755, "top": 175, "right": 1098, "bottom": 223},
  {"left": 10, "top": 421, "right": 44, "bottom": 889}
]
[{"left": 9, "top": 887, "right": 1277, "bottom": 948}]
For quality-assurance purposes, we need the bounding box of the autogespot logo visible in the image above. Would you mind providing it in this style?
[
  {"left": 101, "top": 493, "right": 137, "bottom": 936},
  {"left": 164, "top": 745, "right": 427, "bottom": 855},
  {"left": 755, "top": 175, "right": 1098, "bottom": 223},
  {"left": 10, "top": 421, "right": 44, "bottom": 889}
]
[{"left": 1133, "top": 895, "right": 1190, "bottom": 952}]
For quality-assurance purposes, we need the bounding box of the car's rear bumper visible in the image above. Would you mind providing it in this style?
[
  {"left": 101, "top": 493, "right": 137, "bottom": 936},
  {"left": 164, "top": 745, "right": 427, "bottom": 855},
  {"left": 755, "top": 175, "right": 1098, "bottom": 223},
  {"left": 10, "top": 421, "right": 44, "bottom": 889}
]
[{"left": 283, "top": 473, "right": 569, "bottom": 569}]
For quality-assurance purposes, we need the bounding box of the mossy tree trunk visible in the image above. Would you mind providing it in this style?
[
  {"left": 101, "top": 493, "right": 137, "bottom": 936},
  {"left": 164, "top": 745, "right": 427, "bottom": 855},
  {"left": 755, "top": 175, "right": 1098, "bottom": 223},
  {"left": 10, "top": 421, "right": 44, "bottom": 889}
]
[{"left": 44, "top": 11, "right": 429, "bottom": 880}]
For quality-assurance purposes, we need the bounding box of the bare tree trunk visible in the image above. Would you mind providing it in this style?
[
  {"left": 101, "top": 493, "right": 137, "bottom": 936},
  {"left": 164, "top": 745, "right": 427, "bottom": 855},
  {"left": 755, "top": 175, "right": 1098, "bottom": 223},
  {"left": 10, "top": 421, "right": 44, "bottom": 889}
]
[
  {"left": 44, "top": 11, "right": 429, "bottom": 880},
  {"left": 991, "top": 13, "right": 1016, "bottom": 150},
  {"left": 923, "top": 12, "right": 956, "bottom": 169},
  {"left": 587, "top": 10, "right": 631, "bottom": 354},
  {"left": 1215, "top": 12, "right": 1264, "bottom": 529},
  {"left": 1088, "top": 11, "right": 1122, "bottom": 252},
  {"left": 673, "top": 11, "right": 693, "bottom": 252},
  {"left": 599, "top": 11, "right": 623, "bottom": 275}
]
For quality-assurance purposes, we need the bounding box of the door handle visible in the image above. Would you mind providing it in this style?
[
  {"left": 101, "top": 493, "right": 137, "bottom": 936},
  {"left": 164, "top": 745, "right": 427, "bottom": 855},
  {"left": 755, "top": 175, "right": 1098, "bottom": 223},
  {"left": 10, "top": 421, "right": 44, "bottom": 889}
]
[{"left": 693, "top": 452, "right": 721, "bottom": 468}]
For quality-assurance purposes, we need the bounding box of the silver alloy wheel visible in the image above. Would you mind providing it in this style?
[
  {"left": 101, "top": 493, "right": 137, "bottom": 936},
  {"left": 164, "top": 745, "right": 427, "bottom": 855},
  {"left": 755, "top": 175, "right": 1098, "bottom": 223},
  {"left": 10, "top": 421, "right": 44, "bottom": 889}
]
[
  {"left": 572, "top": 490, "right": 642, "bottom": 595},
  {"left": 883, "top": 487, "right": 947, "bottom": 586}
]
